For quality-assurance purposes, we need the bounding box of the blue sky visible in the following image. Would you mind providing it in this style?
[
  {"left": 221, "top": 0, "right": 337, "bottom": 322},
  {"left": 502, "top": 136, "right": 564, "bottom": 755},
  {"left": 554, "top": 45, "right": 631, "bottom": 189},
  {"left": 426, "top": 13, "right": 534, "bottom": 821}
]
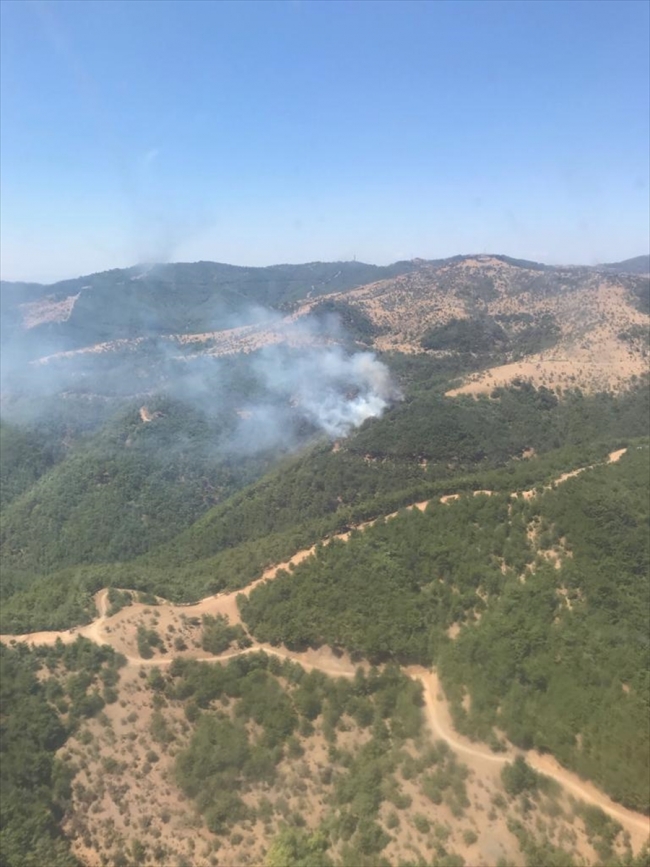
[{"left": 1, "top": 0, "right": 648, "bottom": 282}]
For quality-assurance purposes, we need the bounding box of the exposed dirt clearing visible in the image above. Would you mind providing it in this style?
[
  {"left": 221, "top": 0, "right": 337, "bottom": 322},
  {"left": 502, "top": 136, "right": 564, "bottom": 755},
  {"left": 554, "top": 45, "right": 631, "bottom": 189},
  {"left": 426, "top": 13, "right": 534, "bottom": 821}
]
[
  {"left": 19, "top": 292, "right": 80, "bottom": 328},
  {"left": 63, "top": 661, "right": 594, "bottom": 867}
]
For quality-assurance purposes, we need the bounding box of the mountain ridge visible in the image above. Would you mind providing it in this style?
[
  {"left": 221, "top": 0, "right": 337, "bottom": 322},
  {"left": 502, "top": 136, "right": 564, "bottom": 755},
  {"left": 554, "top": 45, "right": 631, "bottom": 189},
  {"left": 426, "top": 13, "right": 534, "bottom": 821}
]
[
  {"left": 3, "top": 253, "right": 648, "bottom": 401},
  {"left": 1, "top": 252, "right": 649, "bottom": 867},
  {"left": 599, "top": 255, "right": 650, "bottom": 275}
]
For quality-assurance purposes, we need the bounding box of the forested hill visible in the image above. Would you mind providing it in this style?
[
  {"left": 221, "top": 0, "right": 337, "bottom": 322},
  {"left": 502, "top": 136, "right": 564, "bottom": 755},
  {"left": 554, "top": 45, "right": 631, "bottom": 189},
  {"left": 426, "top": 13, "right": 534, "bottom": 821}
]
[
  {"left": 0, "top": 259, "right": 417, "bottom": 360},
  {"left": 1, "top": 371, "right": 648, "bottom": 634},
  {"left": 240, "top": 446, "right": 650, "bottom": 813},
  {"left": 600, "top": 255, "right": 650, "bottom": 274}
]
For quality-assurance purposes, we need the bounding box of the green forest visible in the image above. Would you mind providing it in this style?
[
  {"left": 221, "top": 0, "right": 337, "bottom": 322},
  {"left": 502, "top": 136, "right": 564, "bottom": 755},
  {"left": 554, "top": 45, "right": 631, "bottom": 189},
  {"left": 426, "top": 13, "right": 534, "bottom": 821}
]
[
  {"left": 420, "top": 312, "right": 560, "bottom": 358},
  {"left": 1, "top": 336, "right": 649, "bottom": 865},
  {"left": 2, "top": 369, "right": 648, "bottom": 633},
  {"left": 240, "top": 447, "right": 650, "bottom": 812},
  {"left": 0, "top": 639, "right": 125, "bottom": 867}
]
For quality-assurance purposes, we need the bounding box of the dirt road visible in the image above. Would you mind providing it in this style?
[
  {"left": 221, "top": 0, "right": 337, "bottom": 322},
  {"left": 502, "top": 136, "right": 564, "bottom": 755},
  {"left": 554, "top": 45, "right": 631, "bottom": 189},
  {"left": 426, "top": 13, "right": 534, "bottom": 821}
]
[
  {"left": 407, "top": 668, "right": 650, "bottom": 839},
  {"left": 3, "top": 447, "right": 648, "bottom": 845}
]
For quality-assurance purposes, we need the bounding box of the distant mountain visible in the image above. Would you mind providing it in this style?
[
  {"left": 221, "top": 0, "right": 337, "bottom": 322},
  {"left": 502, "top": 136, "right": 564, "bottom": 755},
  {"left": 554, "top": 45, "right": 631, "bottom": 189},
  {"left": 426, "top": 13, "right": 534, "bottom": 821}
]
[
  {"left": 1, "top": 254, "right": 648, "bottom": 403},
  {"left": 0, "top": 255, "right": 553, "bottom": 358},
  {"left": 599, "top": 255, "right": 650, "bottom": 274},
  {"left": 301, "top": 255, "right": 649, "bottom": 395},
  {"left": 0, "top": 260, "right": 418, "bottom": 359}
]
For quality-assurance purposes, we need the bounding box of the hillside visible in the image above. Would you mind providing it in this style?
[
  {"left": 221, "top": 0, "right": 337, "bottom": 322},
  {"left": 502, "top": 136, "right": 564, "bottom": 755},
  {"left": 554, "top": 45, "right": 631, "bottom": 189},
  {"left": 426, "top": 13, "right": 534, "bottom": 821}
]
[
  {"left": 6, "top": 255, "right": 646, "bottom": 406},
  {"left": 0, "top": 399, "right": 278, "bottom": 575},
  {"left": 6, "top": 639, "right": 649, "bottom": 867},
  {"left": 0, "top": 260, "right": 417, "bottom": 366},
  {"left": 303, "top": 256, "right": 649, "bottom": 396},
  {"left": 2, "top": 448, "right": 649, "bottom": 867},
  {"left": 240, "top": 447, "right": 650, "bottom": 811},
  {"left": 1, "top": 253, "right": 649, "bottom": 867},
  {"left": 600, "top": 256, "right": 650, "bottom": 275},
  {"left": 2, "top": 370, "right": 648, "bottom": 634}
]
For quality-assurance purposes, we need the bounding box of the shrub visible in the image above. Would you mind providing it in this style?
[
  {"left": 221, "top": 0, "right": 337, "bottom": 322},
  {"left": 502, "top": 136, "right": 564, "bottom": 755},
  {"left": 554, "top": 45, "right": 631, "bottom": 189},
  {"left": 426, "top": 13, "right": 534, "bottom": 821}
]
[{"left": 501, "top": 757, "right": 539, "bottom": 797}]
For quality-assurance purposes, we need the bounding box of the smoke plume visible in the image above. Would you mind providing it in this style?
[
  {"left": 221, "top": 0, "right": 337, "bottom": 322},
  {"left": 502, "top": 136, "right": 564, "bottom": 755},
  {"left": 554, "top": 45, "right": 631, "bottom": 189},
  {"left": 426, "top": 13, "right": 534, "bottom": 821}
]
[
  {"left": 0, "top": 285, "right": 402, "bottom": 458},
  {"left": 230, "top": 339, "right": 400, "bottom": 452}
]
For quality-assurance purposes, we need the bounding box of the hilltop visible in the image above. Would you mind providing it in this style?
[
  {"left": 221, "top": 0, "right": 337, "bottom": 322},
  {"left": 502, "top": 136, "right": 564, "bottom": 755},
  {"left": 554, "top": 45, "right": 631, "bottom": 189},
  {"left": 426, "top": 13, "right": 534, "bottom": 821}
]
[
  {"left": 600, "top": 255, "right": 650, "bottom": 275},
  {"left": 0, "top": 260, "right": 417, "bottom": 362},
  {"left": 299, "top": 255, "right": 649, "bottom": 395},
  {"left": 2, "top": 254, "right": 647, "bottom": 400}
]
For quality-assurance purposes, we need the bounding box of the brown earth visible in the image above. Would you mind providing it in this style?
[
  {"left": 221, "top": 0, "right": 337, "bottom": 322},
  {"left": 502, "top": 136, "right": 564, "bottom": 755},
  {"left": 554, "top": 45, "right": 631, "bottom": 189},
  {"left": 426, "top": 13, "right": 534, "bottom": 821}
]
[
  {"left": 61, "top": 658, "right": 627, "bottom": 867},
  {"left": 19, "top": 292, "right": 81, "bottom": 328}
]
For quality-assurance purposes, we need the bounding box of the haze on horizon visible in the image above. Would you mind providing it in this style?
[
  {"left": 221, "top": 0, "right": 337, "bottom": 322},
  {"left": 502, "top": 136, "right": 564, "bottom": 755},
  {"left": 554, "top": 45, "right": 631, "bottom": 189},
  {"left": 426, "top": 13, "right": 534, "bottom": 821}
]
[{"left": 1, "top": 0, "right": 648, "bottom": 284}]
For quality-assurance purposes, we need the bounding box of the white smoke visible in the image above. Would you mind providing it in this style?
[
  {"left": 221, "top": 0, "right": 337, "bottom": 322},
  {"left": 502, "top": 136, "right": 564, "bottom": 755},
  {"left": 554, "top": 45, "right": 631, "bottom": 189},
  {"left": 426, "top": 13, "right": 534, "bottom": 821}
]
[
  {"left": 228, "top": 319, "right": 402, "bottom": 450},
  {"left": 1, "top": 289, "right": 402, "bottom": 456},
  {"left": 281, "top": 347, "right": 398, "bottom": 438}
]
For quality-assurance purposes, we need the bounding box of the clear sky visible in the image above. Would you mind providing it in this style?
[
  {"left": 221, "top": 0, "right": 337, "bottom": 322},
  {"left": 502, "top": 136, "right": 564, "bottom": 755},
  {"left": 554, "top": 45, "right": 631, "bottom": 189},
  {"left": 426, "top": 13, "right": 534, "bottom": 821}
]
[{"left": 1, "top": 0, "right": 648, "bottom": 282}]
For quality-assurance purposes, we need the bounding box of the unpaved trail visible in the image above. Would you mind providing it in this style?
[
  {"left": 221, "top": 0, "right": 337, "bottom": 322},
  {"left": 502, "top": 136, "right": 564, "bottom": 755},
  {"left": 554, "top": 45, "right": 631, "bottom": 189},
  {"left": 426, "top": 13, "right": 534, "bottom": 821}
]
[
  {"left": 22, "top": 589, "right": 112, "bottom": 649},
  {"left": 407, "top": 667, "right": 509, "bottom": 767},
  {"left": 3, "top": 447, "right": 648, "bottom": 844},
  {"left": 134, "top": 642, "right": 358, "bottom": 680},
  {"left": 0, "top": 446, "right": 632, "bottom": 653},
  {"left": 83, "top": 588, "right": 109, "bottom": 644},
  {"left": 407, "top": 668, "right": 650, "bottom": 843}
]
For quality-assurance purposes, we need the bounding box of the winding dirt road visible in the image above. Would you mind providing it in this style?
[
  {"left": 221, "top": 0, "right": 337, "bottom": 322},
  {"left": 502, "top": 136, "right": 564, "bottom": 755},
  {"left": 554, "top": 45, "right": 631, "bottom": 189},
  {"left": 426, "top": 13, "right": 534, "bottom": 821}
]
[
  {"left": 3, "top": 447, "right": 648, "bottom": 845},
  {"left": 407, "top": 668, "right": 650, "bottom": 839}
]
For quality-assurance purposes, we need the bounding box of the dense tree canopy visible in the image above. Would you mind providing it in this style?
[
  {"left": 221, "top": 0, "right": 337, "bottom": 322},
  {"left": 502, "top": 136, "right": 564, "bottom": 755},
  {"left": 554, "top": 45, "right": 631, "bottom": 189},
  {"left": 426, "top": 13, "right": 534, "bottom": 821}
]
[{"left": 241, "top": 448, "right": 650, "bottom": 812}]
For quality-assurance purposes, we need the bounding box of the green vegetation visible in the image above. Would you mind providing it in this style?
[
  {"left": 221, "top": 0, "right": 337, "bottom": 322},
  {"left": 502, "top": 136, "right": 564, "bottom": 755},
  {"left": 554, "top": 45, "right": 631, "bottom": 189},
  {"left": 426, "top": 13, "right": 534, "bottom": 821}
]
[
  {"left": 0, "top": 423, "right": 61, "bottom": 509},
  {"left": 2, "top": 355, "right": 648, "bottom": 634},
  {"left": 619, "top": 324, "right": 650, "bottom": 350},
  {"left": 157, "top": 653, "right": 424, "bottom": 858},
  {"left": 310, "top": 298, "right": 383, "bottom": 346},
  {"left": 136, "top": 624, "right": 163, "bottom": 659},
  {"left": 501, "top": 757, "right": 542, "bottom": 797},
  {"left": 421, "top": 316, "right": 509, "bottom": 353},
  {"left": 620, "top": 272, "right": 650, "bottom": 313},
  {"left": 106, "top": 588, "right": 133, "bottom": 617},
  {"left": 421, "top": 313, "right": 560, "bottom": 358},
  {"left": 242, "top": 447, "right": 650, "bottom": 812},
  {"left": 601, "top": 255, "right": 650, "bottom": 276},
  {"left": 201, "top": 614, "right": 251, "bottom": 654},
  {"left": 0, "top": 639, "right": 125, "bottom": 867},
  {"left": 349, "top": 379, "right": 648, "bottom": 462},
  {"left": 441, "top": 447, "right": 650, "bottom": 812},
  {"left": 0, "top": 397, "right": 273, "bottom": 576},
  {"left": 240, "top": 491, "right": 514, "bottom": 661},
  {"left": 0, "top": 646, "right": 76, "bottom": 867},
  {"left": 576, "top": 804, "right": 624, "bottom": 864},
  {"left": 265, "top": 827, "right": 333, "bottom": 867}
]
